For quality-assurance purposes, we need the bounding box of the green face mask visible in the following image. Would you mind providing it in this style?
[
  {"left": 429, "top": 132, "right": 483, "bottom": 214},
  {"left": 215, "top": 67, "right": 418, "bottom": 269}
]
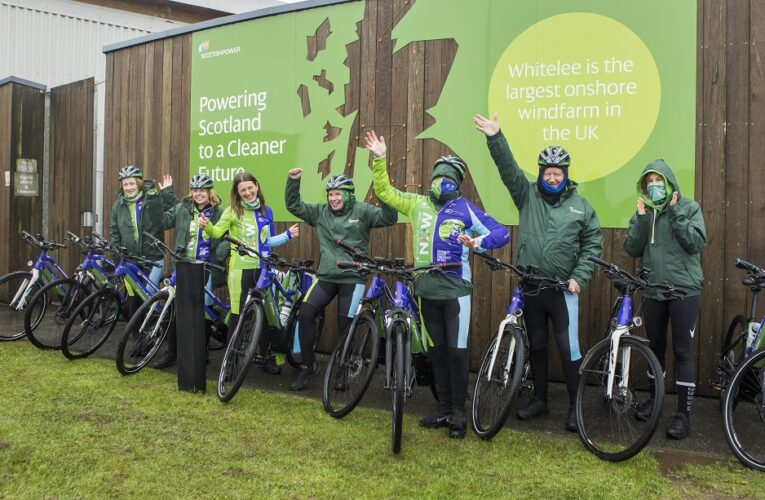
[
  {"left": 646, "top": 181, "right": 667, "bottom": 203},
  {"left": 241, "top": 198, "right": 260, "bottom": 210}
]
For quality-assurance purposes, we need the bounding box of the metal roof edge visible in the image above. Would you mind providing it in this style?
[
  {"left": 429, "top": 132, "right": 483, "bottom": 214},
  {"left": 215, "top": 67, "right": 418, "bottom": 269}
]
[
  {"left": 0, "top": 76, "right": 47, "bottom": 91},
  {"left": 103, "top": 0, "right": 359, "bottom": 54}
]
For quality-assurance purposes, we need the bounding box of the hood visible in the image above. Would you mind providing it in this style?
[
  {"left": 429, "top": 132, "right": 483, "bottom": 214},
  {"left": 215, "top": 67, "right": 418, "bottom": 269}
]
[{"left": 636, "top": 160, "right": 679, "bottom": 210}]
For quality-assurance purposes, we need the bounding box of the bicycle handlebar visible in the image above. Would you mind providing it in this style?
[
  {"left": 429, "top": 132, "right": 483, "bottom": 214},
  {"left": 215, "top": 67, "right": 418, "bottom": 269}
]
[
  {"left": 735, "top": 258, "right": 763, "bottom": 275},
  {"left": 21, "top": 230, "right": 65, "bottom": 251},
  {"left": 475, "top": 252, "right": 568, "bottom": 291},
  {"left": 587, "top": 255, "right": 680, "bottom": 297}
]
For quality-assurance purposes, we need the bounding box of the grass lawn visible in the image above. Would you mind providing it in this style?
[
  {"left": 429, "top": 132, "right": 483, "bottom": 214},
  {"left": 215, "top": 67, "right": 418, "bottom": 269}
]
[{"left": 1, "top": 342, "right": 764, "bottom": 498}]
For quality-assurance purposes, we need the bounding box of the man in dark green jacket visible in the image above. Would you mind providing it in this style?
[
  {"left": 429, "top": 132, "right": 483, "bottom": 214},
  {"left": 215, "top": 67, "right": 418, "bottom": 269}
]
[
  {"left": 285, "top": 168, "right": 397, "bottom": 390},
  {"left": 474, "top": 114, "right": 603, "bottom": 432},
  {"left": 625, "top": 159, "right": 706, "bottom": 440}
]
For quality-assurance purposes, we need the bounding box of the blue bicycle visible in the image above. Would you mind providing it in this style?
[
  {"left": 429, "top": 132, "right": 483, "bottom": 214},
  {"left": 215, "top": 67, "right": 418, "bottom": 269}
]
[
  {"left": 576, "top": 256, "right": 675, "bottom": 462},
  {"left": 60, "top": 236, "right": 160, "bottom": 360},
  {"left": 115, "top": 232, "right": 230, "bottom": 375},
  {"left": 0, "top": 231, "right": 67, "bottom": 340},
  {"left": 217, "top": 235, "right": 316, "bottom": 403},
  {"left": 24, "top": 231, "right": 116, "bottom": 350}
]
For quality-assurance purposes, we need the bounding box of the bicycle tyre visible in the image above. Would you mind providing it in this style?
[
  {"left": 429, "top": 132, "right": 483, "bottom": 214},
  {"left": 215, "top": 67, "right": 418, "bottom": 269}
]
[
  {"left": 116, "top": 290, "right": 173, "bottom": 375},
  {"left": 391, "top": 319, "right": 406, "bottom": 454},
  {"left": 0, "top": 271, "right": 42, "bottom": 341},
  {"left": 722, "top": 347, "right": 765, "bottom": 471},
  {"left": 576, "top": 336, "right": 664, "bottom": 462},
  {"left": 322, "top": 310, "right": 380, "bottom": 418},
  {"left": 217, "top": 300, "right": 263, "bottom": 403},
  {"left": 25, "top": 277, "right": 91, "bottom": 350},
  {"left": 471, "top": 325, "right": 526, "bottom": 440},
  {"left": 285, "top": 302, "right": 325, "bottom": 368},
  {"left": 61, "top": 288, "right": 121, "bottom": 359}
]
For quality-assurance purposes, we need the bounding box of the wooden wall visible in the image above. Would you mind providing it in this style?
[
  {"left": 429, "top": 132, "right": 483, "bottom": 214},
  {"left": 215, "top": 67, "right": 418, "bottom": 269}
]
[
  {"left": 101, "top": 0, "right": 765, "bottom": 395},
  {"left": 0, "top": 81, "right": 45, "bottom": 275},
  {"left": 48, "top": 78, "right": 95, "bottom": 272}
]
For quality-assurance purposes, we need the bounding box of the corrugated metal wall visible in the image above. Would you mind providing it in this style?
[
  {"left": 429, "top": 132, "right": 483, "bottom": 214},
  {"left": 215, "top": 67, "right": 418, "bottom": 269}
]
[{"left": 0, "top": 0, "right": 185, "bottom": 87}]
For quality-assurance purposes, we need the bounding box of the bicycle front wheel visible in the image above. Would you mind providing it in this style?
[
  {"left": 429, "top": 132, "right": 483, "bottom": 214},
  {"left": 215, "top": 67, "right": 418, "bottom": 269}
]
[
  {"left": 217, "top": 301, "right": 263, "bottom": 402},
  {"left": 25, "top": 278, "right": 91, "bottom": 350},
  {"left": 390, "top": 320, "right": 406, "bottom": 454},
  {"left": 0, "top": 271, "right": 42, "bottom": 340},
  {"left": 722, "top": 347, "right": 765, "bottom": 471},
  {"left": 61, "top": 288, "right": 121, "bottom": 359},
  {"left": 116, "top": 290, "right": 174, "bottom": 375},
  {"left": 576, "top": 336, "right": 664, "bottom": 462},
  {"left": 322, "top": 310, "right": 379, "bottom": 418},
  {"left": 471, "top": 325, "right": 526, "bottom": 440}
]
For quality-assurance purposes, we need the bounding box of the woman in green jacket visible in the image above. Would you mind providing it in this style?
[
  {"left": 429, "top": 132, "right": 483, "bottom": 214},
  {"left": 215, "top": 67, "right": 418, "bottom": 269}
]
[
  {"left": 285, "top": 168, "right": 397, "bottom": 391},
  {"left": 154, "top": 173, "right": 227, "bottom": 369},
  {"left": 625, "top": 160, "right": 707, "bottom": 440}
]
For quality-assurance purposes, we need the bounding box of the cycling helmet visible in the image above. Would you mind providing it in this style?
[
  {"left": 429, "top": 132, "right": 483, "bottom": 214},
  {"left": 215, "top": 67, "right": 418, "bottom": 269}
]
[
  {"left": 326, "top": 175, "right": 355, "bottom": 193},
  {"left": 432, "top": 155, "right": 467, "bottom": 183},
  {"left": 189, "top": 173, "right": 214, "bottom": 189},
  {"left": 537, "top": 146, "right": 570, "bottom": 169},
  {"left": 118, "top": 165, "right": 143, "bottom": 180}
]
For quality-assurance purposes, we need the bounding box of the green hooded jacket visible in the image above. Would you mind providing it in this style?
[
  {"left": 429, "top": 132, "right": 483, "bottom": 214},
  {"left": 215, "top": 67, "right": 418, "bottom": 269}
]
[
  {"left": 624, "top": 160, "right": 706, "bottom": 299},
  {"left": 486, "top": 131, "right": 603, "bottom": 288},
  {"left": 109, "top": 180, "right": 177, "bottom": 261},
  {"left": 162, "top": 196, "right": 229, "bottom": 289},
  {"left": 285, "top": 176, "right": 398, "bottom": 284}
]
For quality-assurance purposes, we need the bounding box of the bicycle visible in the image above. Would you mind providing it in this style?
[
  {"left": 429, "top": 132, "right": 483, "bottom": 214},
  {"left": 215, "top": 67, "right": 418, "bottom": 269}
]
[
  {"left": 280, "top": 263, "right": 323, "bottom": 369},
  {"left": 60, "top": 236, "right": 161, "bottom": 360},
  {"left": 711, "top": 259, "right": 765, "bottom": 400},
  {"left": 115, "top": 232, "right": 230, "bottom": 375},
  {"left": 217, "top": 235, "right": 315, "bottom": 403},
  {"left": 324, "top": 242, "right": 458, "bottom": 454},
  {"left": 575, "top": 256, "right": 676, "bottom": 462},
  {"left": 470, "top": 253, "right": 568, "bottom": 440},
  {"left": 721, "top": 259, "right": 765, "bottom": 471},
  {"left": 0, "top": 231, "right": 67, "bottom": 340},
  {"left": 24, "top": 231, "right": 116, "bottom": 350}
]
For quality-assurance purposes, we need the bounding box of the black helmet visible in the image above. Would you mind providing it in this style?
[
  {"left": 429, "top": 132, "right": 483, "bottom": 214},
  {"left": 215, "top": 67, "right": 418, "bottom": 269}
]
[
  {"left": 189, "top": 173, "right": 214, "bottom": 189},
  {"left": 118, "top": 165, "right": 142, "bottom": 180},
  {"left": 537, "top": 146, "right": 570, "bottom": 169},
  {"left": 326, "top": 175, "right": 354, "bottom": 193},
  {"left": 433, "top": 155, "right": 467, "bottom": 183}
]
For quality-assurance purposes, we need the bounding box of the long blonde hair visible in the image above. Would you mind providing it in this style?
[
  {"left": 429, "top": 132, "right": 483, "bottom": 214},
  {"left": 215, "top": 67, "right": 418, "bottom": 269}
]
[{"left": 188, "top": 188, "right": 221, "bottom": 207}]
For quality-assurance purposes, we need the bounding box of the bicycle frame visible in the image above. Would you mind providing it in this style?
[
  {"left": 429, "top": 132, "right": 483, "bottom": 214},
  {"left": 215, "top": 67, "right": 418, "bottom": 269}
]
[
  {"left": 113, "top": 258, "right": 159, "bottom": 303},
  {"left": 10, "top": 248, "right": 68, "bottom": 311},
  {"left": 385, "top": 279, "right": 421, "bottom": 398}
]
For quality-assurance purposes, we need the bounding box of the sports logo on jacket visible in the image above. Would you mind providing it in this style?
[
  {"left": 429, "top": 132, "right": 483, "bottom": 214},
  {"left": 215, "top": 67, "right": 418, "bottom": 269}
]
[{"left": 438, "top": 219, "right": 465, "bottom": 240}]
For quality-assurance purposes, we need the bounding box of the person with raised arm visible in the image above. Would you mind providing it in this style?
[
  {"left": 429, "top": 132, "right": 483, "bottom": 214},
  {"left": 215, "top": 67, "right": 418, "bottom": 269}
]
[{"left": 366, "top": 130, "right": 510, "bottom": 438}]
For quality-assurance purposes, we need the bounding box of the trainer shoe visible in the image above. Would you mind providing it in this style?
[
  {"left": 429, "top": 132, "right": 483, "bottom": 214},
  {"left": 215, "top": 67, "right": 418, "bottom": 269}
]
[
  {"left": 666, "top": 413, "right": 691, "bottom": 440},
  {"left": 419, "top": 411, "right": 450, "bottom": 429},
  {"left": 516, "top": 398, "right": 549, "bottom": 420},
  {"left": 289, "top": 363, "right": 318, "bottom": 391},
  {"left": 153, "top": 351, "right": 176, "bottom": 369}
]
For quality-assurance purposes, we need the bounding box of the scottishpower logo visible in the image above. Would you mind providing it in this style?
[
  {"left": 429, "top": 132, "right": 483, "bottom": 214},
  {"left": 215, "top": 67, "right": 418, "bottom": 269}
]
[{"left": 198, "top": 40, "right": 241, "bottom": 59}]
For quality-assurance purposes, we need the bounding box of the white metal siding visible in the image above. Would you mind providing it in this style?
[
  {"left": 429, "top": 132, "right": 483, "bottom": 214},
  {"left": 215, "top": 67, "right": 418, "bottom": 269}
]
[{"left": 0, "top": 0, "right": 187, "bottom": 88}]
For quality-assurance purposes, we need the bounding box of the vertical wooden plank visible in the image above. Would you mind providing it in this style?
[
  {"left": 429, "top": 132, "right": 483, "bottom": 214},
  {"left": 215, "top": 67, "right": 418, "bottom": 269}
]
[
  {"left": 749, "top": 0, "right": 765, "bottom": 272},
  {"left": 696, "top": 0, "right": 727, "bottom": 394}
]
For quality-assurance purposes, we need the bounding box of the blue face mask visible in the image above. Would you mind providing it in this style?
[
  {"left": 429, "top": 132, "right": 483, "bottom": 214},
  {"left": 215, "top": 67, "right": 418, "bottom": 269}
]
[
  {"left": 429, "top": 176, "right": 460, "bottom": 202},
  {"left": 646, "top": 181, "right": 667, "bottom": 203}
]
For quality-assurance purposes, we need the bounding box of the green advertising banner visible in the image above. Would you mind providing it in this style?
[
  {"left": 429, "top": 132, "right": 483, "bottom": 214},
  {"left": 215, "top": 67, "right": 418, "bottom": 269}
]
[{"left": 190, "top": 0, "right": 696, "bottom": 227}]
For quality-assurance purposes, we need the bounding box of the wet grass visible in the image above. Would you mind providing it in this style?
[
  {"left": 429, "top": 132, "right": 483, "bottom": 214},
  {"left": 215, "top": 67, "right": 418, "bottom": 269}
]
[{"left": 0, "top": 342, "right": 762, "bottom": 498}]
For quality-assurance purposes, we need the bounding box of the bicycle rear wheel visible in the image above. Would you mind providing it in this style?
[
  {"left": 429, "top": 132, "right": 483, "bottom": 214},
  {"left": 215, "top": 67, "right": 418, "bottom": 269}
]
[
  {"left": 25, "top": 278, "right": 91, "bottom": 350},
  {"left": 0, "top": 271, "right": 42, "bottom": 340},
  {"left": 322, "top": 310, "right": 379, "bottom": 418},
  {"left": 390, "top": 319, "right": 406, "bottom": 454},
  {"left": 285, "top": 302, "right": 325, "bottom": 368},
  {"left": 471, "top": 325, "right": 526, "bottom": 440},
  {"left": 722, "top": 347, "right": 765, "bottom": 471},
  {"left": 576, "top": 336, "right": 664, "bottom": 462},
  {"left": 61, "top": 288, "right": 121, "bottom": 359},
  {"left": 116, "top": 290, "right": 174, "bottom": 375},
  {"left": 217, "top": 300, "right": 263, "bottom": 402}
]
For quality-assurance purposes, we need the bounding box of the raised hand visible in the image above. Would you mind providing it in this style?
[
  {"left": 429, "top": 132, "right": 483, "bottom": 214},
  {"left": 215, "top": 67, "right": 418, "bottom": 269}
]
[
  {"left": 288, "top": 168, "right": 303, "bottom": 180},
  {"left": 288, "top": 224, "right": 300, "bottom": 238},
  {"left": 157, "top": 174, "right": 173, "bottom": 189},
  {"left": 473, "top": 114, "right": 500, "bottom": 136},
  {"left": 637, "top": 198, "right": 646, "bottom": 215},
  {"left": 364, "top": 130, "right": 387, "bottom": 157}
]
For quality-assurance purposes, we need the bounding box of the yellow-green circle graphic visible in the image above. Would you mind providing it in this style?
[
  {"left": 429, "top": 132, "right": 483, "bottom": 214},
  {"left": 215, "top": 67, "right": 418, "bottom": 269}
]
[{"left": 488, "top": 13, "right": 660, "bottom": 182}]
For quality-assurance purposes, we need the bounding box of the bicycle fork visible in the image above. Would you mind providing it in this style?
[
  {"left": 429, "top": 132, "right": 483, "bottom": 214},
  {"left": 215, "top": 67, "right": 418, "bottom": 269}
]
[
  {"left": 10, "top": 268, "right": 41, "bottom": 310},
  {"left": 485, "top": 315, "right": 520, "bottom": 385},
  {"left": 141, "top": 287, "right": 176, "bottom": 341}
]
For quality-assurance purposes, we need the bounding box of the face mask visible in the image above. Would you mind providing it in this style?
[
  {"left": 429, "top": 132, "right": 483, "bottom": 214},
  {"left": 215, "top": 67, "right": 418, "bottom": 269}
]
[
  {"left": 429, "top": 177, "right": 460, "bottom": 202},
  {"left": 646, "top": 181, "right": 667, "bottom": 203}
]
